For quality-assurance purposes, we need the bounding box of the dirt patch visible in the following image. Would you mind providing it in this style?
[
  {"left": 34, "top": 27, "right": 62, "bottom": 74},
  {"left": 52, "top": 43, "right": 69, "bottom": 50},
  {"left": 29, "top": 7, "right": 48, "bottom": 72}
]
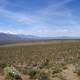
[
  {"left": 0, "top": 75, "right": 4, "bottom": 80},
  {"left": 21, "top": 75, "right": 31, "bottom": 80},
  {"left": 0, "top": 74, "right": 31, "bottom": 80},
  {"left": 61, "top": 64, "right": 80, "bottom": 80}
]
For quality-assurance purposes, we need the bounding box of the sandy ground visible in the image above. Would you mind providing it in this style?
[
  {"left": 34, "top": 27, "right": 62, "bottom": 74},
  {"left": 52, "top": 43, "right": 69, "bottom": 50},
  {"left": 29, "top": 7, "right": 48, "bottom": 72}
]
[
  {"left": 0, "top": 74, "right": 31, "bottom": 80},
  {"left": 52, "top": 64, "right": 80, "bottom": 80},
  {"left": 59, "top": 64, "right": 80, "bottom": 80},
  {"left": 61, "top": 64, "right": 80, "bottom": 80},
  {"left": 0, "top": 64, "right": 80, "bottom": 80}
]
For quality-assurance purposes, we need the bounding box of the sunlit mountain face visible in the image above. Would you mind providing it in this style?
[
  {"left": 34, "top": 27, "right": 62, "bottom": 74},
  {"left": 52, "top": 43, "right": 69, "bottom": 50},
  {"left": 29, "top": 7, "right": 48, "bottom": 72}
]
[{"left": 0, "top": 0, "right": 80, "bottom": 37}]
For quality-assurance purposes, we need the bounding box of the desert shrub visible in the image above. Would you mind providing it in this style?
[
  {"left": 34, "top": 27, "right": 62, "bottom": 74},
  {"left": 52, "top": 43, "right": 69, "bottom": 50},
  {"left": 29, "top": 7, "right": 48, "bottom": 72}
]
[
  {"left": 24, "top": 65, "right": 49, "bottom": 80},
  {"left": 25, "top": 65, "right": 38, "bottom": 78},
  {"left": 0, "top": 63, "right": 7, "bottom": 69},
  {"left": 39, "top": 58, "right": 49, "bottom": 69},
  {"left": 34, "top": 71, "right": 49, "bottom": 80},
  {"left": 4, "top": 66, "right": 21, "bottom": 80},
  {"left": 52, "top": 67, "right": 62, "bottom": 75},
  {"left": 28, "top": 69, "right": 37, "bottom": 78}
]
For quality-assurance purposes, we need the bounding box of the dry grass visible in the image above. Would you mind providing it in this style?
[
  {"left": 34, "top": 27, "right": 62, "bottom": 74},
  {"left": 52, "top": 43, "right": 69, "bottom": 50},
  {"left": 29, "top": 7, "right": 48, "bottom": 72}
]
[{"left": 0, "top": 40, "right": 80, "bottom": 80}]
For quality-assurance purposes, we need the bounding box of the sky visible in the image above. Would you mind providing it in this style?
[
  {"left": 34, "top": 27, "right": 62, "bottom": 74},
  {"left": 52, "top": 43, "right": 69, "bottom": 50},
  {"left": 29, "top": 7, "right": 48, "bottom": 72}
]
[{"left": 0, "top": 0, "right": 80, "bottom": 37}]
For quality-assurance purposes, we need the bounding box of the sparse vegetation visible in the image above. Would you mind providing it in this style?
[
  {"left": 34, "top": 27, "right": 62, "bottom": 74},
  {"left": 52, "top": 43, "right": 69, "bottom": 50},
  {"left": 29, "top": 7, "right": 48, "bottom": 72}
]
[
  {"left": 0, "top": 40, "right": 80, "bottom": 80},
  {"left": 4, "top": 66, "right": 22, "bottom": 80}
]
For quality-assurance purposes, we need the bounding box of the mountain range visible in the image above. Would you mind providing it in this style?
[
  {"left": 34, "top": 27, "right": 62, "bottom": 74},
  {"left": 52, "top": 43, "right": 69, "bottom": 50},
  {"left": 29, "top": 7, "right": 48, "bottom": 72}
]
[
  {"left": 0, "top": 32, "right": 80, "bottom": 44},
  {"left": 0, "top": 32, "right": 40, "bottom": 44}
]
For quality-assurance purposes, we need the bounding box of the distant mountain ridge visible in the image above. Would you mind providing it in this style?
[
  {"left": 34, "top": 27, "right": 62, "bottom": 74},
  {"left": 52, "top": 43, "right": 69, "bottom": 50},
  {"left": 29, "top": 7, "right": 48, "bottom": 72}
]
[
  {"left": 0, "top": 32, "right": 80, "bottom": 44},
  {"left": 0, "top": 32, "right": 41, "bottom": 44},
  {"left": 18, "top": 34, "right": 40, "bottom": 39}
]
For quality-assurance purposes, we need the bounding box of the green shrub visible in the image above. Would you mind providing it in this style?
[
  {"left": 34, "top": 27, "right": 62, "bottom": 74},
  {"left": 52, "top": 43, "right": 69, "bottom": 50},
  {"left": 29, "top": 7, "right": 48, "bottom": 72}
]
[
  {"left": 52, "top": 69, "right": 61, "bottom": 74},
  {"left": 25, "top": 65, "right": 38, "bottom": 78},
  {"left": 25, "top": 65, "right": 49, "bottom": 80},
  {"left": 34, "top": 70, "right": 49, "bottom": 80},
  {"left": 4, "top": 66, "right": 20, "bottom": 80},
  {"left": 0, "top": 63, "right": 7, "bottom": 69}
]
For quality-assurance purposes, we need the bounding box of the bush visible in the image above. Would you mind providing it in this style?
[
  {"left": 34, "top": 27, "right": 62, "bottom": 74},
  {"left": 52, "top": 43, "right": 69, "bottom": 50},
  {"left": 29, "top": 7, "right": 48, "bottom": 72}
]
[
  {"left": 0, "top": 63, "right": 7, "bottom": 69},
  {"left": 25, "top": 65, "right": 49, "bottom": 80},
  {"left": 25, "top": 65, "right": 38, "bottom": 78},
  {"left": 52, "top": 69, "right": 61, "bottom": 74},
  {"left": 4, "top": 66, "right": 21, "bottom": 80},
  {"left": 34, "top": 71, "right": 49, "bottom": 80}
]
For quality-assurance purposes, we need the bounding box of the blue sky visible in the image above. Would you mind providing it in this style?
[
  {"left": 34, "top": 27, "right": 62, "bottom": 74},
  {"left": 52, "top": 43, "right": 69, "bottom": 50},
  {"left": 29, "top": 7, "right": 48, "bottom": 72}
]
[{"left": 0, "top": 0, "right": 80, "bottom": 37}]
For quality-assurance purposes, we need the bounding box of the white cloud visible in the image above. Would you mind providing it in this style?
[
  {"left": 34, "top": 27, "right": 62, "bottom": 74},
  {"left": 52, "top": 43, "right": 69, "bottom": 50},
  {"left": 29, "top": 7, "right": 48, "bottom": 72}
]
[
  {"left": 0, "top": 0, "right": 79, "bottom": 37},
  {"left": 0, "top": 25, "right": 80, "bottom": 37},
  {"left": 0, "top": 8, "right": 36, "bottom": 24},
  {"left": 0, "top": 0, "right": 77, "bottom": 27}
]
